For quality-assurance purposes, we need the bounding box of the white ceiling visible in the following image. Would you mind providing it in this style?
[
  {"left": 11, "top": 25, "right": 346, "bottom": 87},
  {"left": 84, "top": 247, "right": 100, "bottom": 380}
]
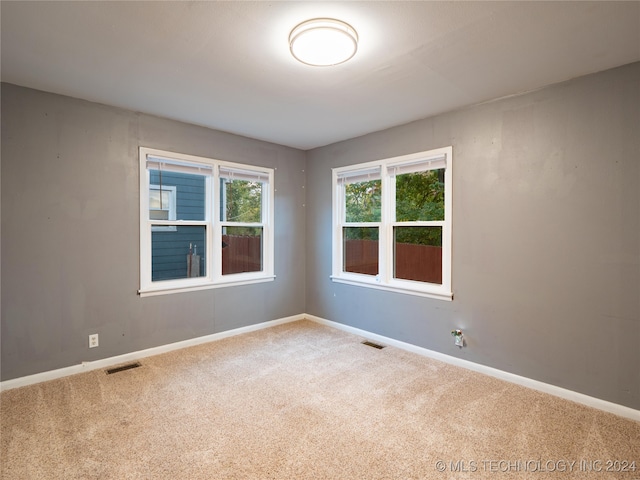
[{"left": 2, "top": 1, "right": 639, "bottom": 150}]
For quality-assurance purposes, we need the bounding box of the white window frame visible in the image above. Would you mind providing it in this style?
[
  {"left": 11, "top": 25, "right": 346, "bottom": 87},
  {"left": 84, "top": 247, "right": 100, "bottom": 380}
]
[
  {"left": 139, "top": 147, "right": 275, "bottom": 297},
  {"left": 331, "top": 146, "right": 453, "bottom": 301}
]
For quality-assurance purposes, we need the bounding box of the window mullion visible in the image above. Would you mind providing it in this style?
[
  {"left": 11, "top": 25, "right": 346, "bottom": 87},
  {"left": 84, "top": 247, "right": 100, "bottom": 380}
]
[
  {"left": 204, "top": 172, "right": 213, "bottom": 283},
  {"left": 262, "top": 179, "right": 269, "bottom": 274},
  {"left": 140, "top": 161, "right": 152, "bottom": 290},
  {"left": 381, "top": 168, "right": 394, "bottom": 284},
  {"left": 334, "top": 180, "right": 345, "bottom": 278},
  {"left": 220, "top": 221, "right": 264, "bottom": 228},
  {"left": 442, "top": 157, "right": 453, "bottom": 292},
  {"left": 148, "top": 220, "right": 208, "bottom": 226},
  {"left": 212, "top": 166, "right": 222, "bottom": 281},
  {"left": 342, "top": 222, "right": 380, "bottom": 227},
  {"left": 392, "top": 220, "right": 445, "bottom": 227}
]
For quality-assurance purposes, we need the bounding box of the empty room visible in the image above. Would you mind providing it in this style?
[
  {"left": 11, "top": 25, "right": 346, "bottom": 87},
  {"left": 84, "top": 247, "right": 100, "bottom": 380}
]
[{"left": 1, "top": 1, "right": 639, "bottom": 479}]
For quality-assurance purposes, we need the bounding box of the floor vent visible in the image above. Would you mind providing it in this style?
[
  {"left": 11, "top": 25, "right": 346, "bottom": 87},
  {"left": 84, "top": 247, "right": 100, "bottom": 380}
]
[
  {"left": 106, "top": 362, "right": 142, "bottom": 375},
  {"left": 362, "top": 340, "right": 385, "bottom": 349}
]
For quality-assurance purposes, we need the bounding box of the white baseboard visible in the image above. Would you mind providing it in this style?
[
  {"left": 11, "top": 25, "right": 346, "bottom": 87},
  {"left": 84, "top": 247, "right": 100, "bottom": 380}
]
[
  {"left": 3, "top": 312, "right": 638, "bottom": 423},
  {"left": 0, "top": 314, "right": 304, "bottom": 392},
  {"left": 305, "top": 314, "right": 640, "bottom": 423}
]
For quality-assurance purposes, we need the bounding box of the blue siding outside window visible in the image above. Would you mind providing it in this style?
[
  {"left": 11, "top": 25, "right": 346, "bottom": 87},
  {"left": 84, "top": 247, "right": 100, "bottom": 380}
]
[{"left": 150, "top": 171, "right": 206, "bottom": 281}]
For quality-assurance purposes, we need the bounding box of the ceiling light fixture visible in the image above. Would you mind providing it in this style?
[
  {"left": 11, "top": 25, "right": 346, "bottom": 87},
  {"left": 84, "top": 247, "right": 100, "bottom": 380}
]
[{"left": 289, "top": 18, "right": 358, "bottom": 67}]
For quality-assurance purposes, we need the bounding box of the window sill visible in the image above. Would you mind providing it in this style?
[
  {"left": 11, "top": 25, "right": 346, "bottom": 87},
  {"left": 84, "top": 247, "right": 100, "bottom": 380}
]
[
  {"left": 139, "top": 275, "right": 276, "bottom": 297},
  {"left": 330, "top": 275, "right": 453, "bottom": 301}
]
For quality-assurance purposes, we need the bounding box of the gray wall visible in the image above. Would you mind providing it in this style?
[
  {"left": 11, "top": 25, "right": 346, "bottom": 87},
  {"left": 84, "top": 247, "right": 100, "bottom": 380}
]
[
  {"left": 1, "top": 84, "right": 307, "bottom": 380},
  {"left": 305, "top": 62, "right": 640, "bottom": 410},
  {"left": 2, "top": 63, "right": 639, "bottom": 411}
]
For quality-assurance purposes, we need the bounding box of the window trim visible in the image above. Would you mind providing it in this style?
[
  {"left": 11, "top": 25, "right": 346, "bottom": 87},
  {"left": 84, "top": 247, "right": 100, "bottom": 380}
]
[
  {"left": 331, "top": 146, "right": 453, "bottom": 301},
  {"left": 138, "top": 147, "right": 275, "bottom": 297}
]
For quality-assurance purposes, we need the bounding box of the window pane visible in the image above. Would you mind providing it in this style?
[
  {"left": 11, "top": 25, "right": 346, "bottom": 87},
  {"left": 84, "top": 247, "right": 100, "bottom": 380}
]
[
  {"left": 149, "top": 170, "right": 206, "bottom": 221},
  {"left": 395, "top": 169, "right": 445, "bottom": 221},
  {"left": 149, "top": 189, "right": 171, "bottom": 210},
  {"left": 345, "top": 180, "right": 381, "bottom": 222},
  {"left": 222, "top": 226, "right": 263, "bottom": 275},
  {"left": 149, "top": 188, "right": 173, "bottom": 221},
  {"left": 343, "top": 227, "right": 378, "bottom": 276},
  {"left": 152, "top": 226, "right": 206, "bottom": 281},
  {"left": 221, "top": 179, "right": 262, "bottom": 223},
  {"left": 149, "top": 210, "right": 169, "bottom": 221},
  {"left": 394, "top": 226, "right": 442, "bottom": 284}
]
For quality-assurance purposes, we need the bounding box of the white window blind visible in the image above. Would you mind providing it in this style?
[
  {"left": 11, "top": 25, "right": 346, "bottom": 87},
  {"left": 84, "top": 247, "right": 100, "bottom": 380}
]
[
  {"left": 219, "top": 166, "right": 269, "bottom": 183},
  {"left": 146, "top": 156, "right": 214, "bottom": 176},
  {"left": 337, "top": 166, "right": 381, "bottom": 185},
  {"left": 388, "top": 154, "right": 446, "bottom": 176}
]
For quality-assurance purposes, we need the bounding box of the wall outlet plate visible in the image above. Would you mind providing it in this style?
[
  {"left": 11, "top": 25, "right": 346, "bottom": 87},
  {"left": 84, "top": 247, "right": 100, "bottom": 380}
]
[{"left": 89, "top": 334, "right": 99, "bottom": 348}]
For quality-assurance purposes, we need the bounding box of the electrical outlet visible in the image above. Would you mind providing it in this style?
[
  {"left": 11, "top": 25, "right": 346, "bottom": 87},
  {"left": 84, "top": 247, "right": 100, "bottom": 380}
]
[
  {"left": 451, "top": 329, "right": 464, "bottom": 348},
  {"left": 89, "top": 334, "right": 99, "bottom": 348}
]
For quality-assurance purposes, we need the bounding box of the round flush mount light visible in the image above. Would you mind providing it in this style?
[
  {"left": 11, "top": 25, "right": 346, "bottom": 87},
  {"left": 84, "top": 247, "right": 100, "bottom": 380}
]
[{"left": 289, "top": 18, "right": 358, "bottom": 67}]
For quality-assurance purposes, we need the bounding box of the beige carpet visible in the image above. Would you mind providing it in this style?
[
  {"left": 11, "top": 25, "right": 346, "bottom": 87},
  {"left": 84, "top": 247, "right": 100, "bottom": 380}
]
[{"left": 1, "top": 320, "right": 639, "bottom": 479}]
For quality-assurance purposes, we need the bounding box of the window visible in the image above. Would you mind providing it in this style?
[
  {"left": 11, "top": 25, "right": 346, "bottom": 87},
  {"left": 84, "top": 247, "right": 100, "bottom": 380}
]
[
  {"left": 139, "top": 147, "right": 274, "bottom": 296},
  {"left": 332, "top": 146, "right": 452, "bottom": 300},
  {"left": 149, "top": 185, "right": 176, "bottom": 231},
  {"left": 219, "top": 166, "right": 269, "bottom": 276}
]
